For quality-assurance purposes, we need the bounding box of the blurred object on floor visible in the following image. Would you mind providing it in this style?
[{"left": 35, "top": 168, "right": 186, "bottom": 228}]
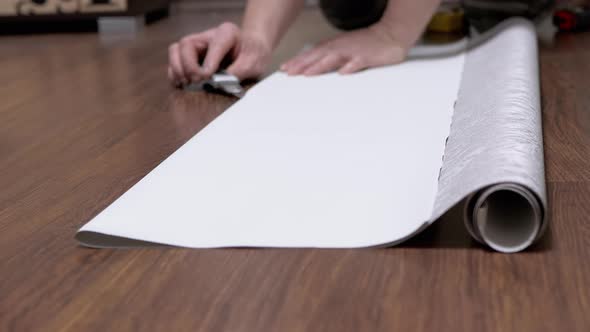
[
  {"left": 1, "top": 0, "right": 129, "bottom": 16},
  {"left": 0, "top": 0, "right": 171, "bottom": 34},
  {"left": 553, "top": 4, "right": 590, "bottom": 32},
  {"left": 427, "top": 1, "right": 466, "bottom": 34},
  {"left": 463, "top": 0, "right": 555, "bottom": 31}
]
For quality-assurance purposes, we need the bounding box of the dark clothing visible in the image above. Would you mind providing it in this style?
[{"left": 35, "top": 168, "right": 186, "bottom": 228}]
[
  {"left": 319, "top": 0, "right": 388, "bottom": 30},
  {"left": 319, "top": 0, "right": 555, "bottom": 32}
]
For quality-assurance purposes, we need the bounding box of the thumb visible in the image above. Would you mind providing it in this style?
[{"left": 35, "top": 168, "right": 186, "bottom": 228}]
[
  {"left": 226, "top": 54, "right": 261, "bottom": 81},
  {"left": 225, "top": 55, "right": 250, "bottom": 81}
]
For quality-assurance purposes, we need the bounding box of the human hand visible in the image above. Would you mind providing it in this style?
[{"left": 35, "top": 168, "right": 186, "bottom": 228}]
[
  {"left": 280, "top": 23, "right": 408, "bottom": 76},
  {"left": 167, "top": 22, "right": 272, "bottom": 87}
]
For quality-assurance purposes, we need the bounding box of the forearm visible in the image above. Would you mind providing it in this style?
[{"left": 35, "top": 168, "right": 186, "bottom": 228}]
[
  {"left": 241, "top": 0, "right": 306, "bottom": 50},
  {"left": 375, "top": 0, "right": 442, "bottom": 49}
]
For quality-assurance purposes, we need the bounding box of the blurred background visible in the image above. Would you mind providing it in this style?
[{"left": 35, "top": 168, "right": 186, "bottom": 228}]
[
  {"left": 0, "top": 0, "right": 327, "bottom": 44},
  {"left": 2, "top": 1, "right": 590, "bottom": 34},
  {"left": 1, "top": 1, "right": 588, "bottom": 36}
]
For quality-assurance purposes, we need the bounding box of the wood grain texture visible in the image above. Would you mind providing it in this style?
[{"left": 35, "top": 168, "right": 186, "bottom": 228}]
[{"left": 1, "top": 9, "right": 589, "bottom": 332}]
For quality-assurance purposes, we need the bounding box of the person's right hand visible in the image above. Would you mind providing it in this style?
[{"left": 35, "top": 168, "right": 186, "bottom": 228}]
[{"left": 167, "top": 22, "right": 273, "bottom": 87}]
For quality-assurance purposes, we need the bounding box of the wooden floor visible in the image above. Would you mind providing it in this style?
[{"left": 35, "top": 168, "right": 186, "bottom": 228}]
[{"left": 1, "top": 8, "right": 590, "bottom": 332}]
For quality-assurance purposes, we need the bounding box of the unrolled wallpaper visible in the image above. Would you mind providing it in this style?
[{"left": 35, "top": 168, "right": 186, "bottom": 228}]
[{"left": 76, "top": 18, "right": 546, "bottom": 253}]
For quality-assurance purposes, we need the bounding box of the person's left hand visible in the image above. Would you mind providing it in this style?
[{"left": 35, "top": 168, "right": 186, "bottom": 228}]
[{"left": 280, "top": 24, "right": 408, "bottom": 76}]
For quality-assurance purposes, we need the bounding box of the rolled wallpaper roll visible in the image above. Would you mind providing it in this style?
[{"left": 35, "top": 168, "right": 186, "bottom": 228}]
[
  {"left": 76, "top": 18, "right": 546, "bottom": 253},
  {"left": 430, "top": 18, "right": 547, "bottom": 252}
]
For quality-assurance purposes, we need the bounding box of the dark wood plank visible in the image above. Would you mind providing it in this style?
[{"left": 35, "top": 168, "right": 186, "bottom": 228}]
[{"left": 1, "top": 9, "right": 589, "bottom": 332}]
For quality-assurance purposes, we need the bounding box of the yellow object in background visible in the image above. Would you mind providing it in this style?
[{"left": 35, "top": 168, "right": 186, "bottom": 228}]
[{"left": 427, "top": 5, "right": 465, "bottom": 33}]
